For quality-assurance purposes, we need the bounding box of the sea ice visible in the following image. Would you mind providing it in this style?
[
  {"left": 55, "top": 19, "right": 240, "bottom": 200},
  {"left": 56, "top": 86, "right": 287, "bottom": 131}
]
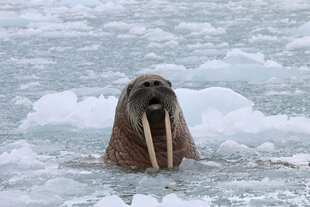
[
  {"left": 139, "top": 49, "right": 308, "bottom": 82},
  {"left": 0, "top": 140, "right": 44, "bottom": 169},
  {"left": 19, "top": 87, "right": 310, "bottom": 138},
  {"left": 298, "top": 21, "right": 310, "bottom": 35},
  {"left": 175, "top": 22, "right": 225, "bottom": 35},
  {"left": 94, "top": 193, "right": 211, "bottom": 207},
  {"left": 144, "top": 28, "right": 177, "bottom": 42},
  {"left": 12, "top": 96, "right": 32, "bottom": 106},
  {"left": 216, "top": 140, "right": 275, "bottom": 155},
  {"left": 19, "top": 91, "right": 117, "bottom": 130},
  {"left": 286, "top": 36, "right": 310, "bottom": 50}
]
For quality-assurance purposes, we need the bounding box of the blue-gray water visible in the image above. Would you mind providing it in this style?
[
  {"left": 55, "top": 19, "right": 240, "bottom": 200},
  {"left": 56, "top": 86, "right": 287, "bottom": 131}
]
[{"left": 1, "top": 0, "right": 310, "bottom": 206}]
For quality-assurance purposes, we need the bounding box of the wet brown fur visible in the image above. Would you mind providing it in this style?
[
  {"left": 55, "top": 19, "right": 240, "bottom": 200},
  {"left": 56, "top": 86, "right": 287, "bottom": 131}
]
[{"left": 102, "top": 74, "right": 200, "bottom": 168}]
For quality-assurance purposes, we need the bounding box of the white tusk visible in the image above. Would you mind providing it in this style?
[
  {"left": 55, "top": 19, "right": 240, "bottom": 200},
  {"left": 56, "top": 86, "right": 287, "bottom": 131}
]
[
  {"left": 142, "top": 112, "right": 159, "bottom": 169},
  {"left": 165, "top": 109, "right": 173, "bottom": 169}
]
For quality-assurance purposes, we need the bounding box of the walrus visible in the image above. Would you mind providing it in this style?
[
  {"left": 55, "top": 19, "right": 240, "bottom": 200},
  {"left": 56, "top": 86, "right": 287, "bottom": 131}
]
[{"left": 102, "top": 74, "right": 200, "bottom": 169}]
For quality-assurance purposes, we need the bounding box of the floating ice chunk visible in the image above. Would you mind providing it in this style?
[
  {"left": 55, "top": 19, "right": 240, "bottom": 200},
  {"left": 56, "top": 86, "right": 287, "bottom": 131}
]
[
  {"left": 129, "top": 25, "right": 146, "bottom": 35},
  {"left": 59, "top": 0, "right": 101, "bottom": 6},
  {"left": 148, "top": 40, "right": 179, "bottom": 48},
  {"left": 264, "top": 90, "right": 304, "bottom": 96},
  {"left": 217, "top": 140, "right": 250, "bottom": 155},
  {"left": 94, "top": 193, "right": 210, "bottom": 207},
  {"left": 197, "top": 59, "right": 229, "bottom": 69},
  {"left": 256, "top": 142, "right": 275, "bottom": 152},
  {"left": 175, "top": 87, "right": 253, "bottom": 126},
  {"left": 117, "top": 34, "right": 134, "bottom": 39},
  {"left": 264, "top": 60, "right": 283, "bottom": 68},
  {"left": 175, "top": 22, "right": 225, "bottom": 35},
  {"left": 95, "top": 2, "right": 125, "bottom": 12},
  {"left": 94, "top": 195, "right": 128, "bottom": 207},
  {"left": 11, "top": 57, "right": 56, "bottom": 65},
  {"left": 131, "top": 194, "right": 159, "bottom": 207},
  {"left": 0, "top": 13, "right": 61, "bottom": 27},
  {"left": 145, "top": 28, "right": 177, "bottom": 42},
  {"left": 191, "top": 104, "right": 310, "bottom": 137},
  {"left": 0, "top": 141, "right": 44, "bottom": 169},
  {"left": 78, "top": 44, "right": 100, "bottom": 51},
  {"left": 221, "top": 177, "right": 285, "bottom": 190},
  {"left": 144, "top": 52, "right": 161, "bottom": 59},
  {"left": 179, "top": 158, "right": 222, "bottom": 171},
  {"left": 12, "top": 96, "right": 32, "bottom": 106},
  {"left": 224, "top": 49, "right": 265, "bottom": 64},
  {"left": 104, "top": 21, "right": 132, "bottom": 30},
  {"left": 140, "top": 63, "right": 186, "bottom": 74},
  {"left": 20, "top": 82, "right": 41, "bottom": 90},
  {"left": 140, "top": 49, "right": 299, "bottom": 82},
  {"left": 19, "top": 91, "right": 118, "bottom": 131},
  {"left": 298, "top": 22, "right": 310, "bottom": 35},
  {"left": 31, "top": 178, "right": 92, "bottom": 198},
  {"left": 249, "top": 34, "right": 278, "bottom": 42},
  {"left": 287, "top": 36, "right": 310, "bottom": 50},
  {"left": 269, "top": 154, "right": 310, "bottom": 166}
]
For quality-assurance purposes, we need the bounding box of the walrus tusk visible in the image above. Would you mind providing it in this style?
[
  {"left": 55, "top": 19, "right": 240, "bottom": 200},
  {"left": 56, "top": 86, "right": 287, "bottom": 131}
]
[
  {"left": 142, "top": 112, "right": 159, "bottom": 169},
  {"left": 165, "top": 109, "right": 173, "bottom": 169}
]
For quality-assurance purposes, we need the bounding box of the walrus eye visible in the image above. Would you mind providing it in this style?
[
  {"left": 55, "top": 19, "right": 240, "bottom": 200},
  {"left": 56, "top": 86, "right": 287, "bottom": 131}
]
[
  {"left": 127, "top": 83, "right": 133, "bottom": 95},
  {"left": 167, "top": 80, "right": 172, "bottom": 87}
]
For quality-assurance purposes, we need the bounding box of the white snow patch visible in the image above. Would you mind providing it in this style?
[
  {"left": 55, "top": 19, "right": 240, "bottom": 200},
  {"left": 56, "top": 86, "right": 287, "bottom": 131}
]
[{"left": 19, "top": 91, "right": 117, "bottom": 131}]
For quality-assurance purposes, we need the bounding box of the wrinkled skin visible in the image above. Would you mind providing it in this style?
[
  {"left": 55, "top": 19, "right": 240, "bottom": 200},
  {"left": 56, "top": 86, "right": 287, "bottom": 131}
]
[{"left": 102, "top": 74, "right": 200, "bottom": 168}]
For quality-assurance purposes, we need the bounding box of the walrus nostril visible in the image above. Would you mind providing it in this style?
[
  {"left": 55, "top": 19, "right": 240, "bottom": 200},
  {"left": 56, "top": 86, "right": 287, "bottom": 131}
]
[
  {"left": 154, "top": 80, "right": 160, "bottom": 86},
  {"left": 144, "top": 82, "right": 151, "bottom": 87}
]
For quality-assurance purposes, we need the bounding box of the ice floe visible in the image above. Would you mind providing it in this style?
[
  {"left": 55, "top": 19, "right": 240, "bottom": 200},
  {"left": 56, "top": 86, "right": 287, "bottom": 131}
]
[
  {"left": 216, "top": 140, "right": 275, "bottom": 155},
  {"left": 0, "top": 140, "right": 44, "bottom": 169},
  {"left": 19, "top": 91, "right": 117, "bottom": 130},
  {"left": 175, "top": 22, "right": 225, "bottom": 35},
  {"left": 287, "top": 36, "right": 310, "bottom": 50},
  {"left": 94, "top": 193, "right": 211, "bottom": 207},
  {"left": 140, "top": 49, "right": 309, "bottom": 82},
  {"left": 20, "top": 87, "right": 310, "bottom": 139},
  {"left": 12, "top": 96, "right": 32, "bottom": 106}
]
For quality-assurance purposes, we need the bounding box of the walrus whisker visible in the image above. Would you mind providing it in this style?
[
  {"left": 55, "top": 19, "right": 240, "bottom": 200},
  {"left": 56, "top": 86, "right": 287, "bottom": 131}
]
[
  {"left": 165, "top": 109, "right": 173, "bottom": 169},
  {"left": 142, "top": 112, "right": 159, "bottom": 169}
]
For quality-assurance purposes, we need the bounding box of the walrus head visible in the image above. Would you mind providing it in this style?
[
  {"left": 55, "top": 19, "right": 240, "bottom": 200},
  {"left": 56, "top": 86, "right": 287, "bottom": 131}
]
[
  {"left": 104, "top": 74, "right": 200, "bottom": 169},
  {"left": 126, "top": 74, "right": 180, "bottom": 169}
]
